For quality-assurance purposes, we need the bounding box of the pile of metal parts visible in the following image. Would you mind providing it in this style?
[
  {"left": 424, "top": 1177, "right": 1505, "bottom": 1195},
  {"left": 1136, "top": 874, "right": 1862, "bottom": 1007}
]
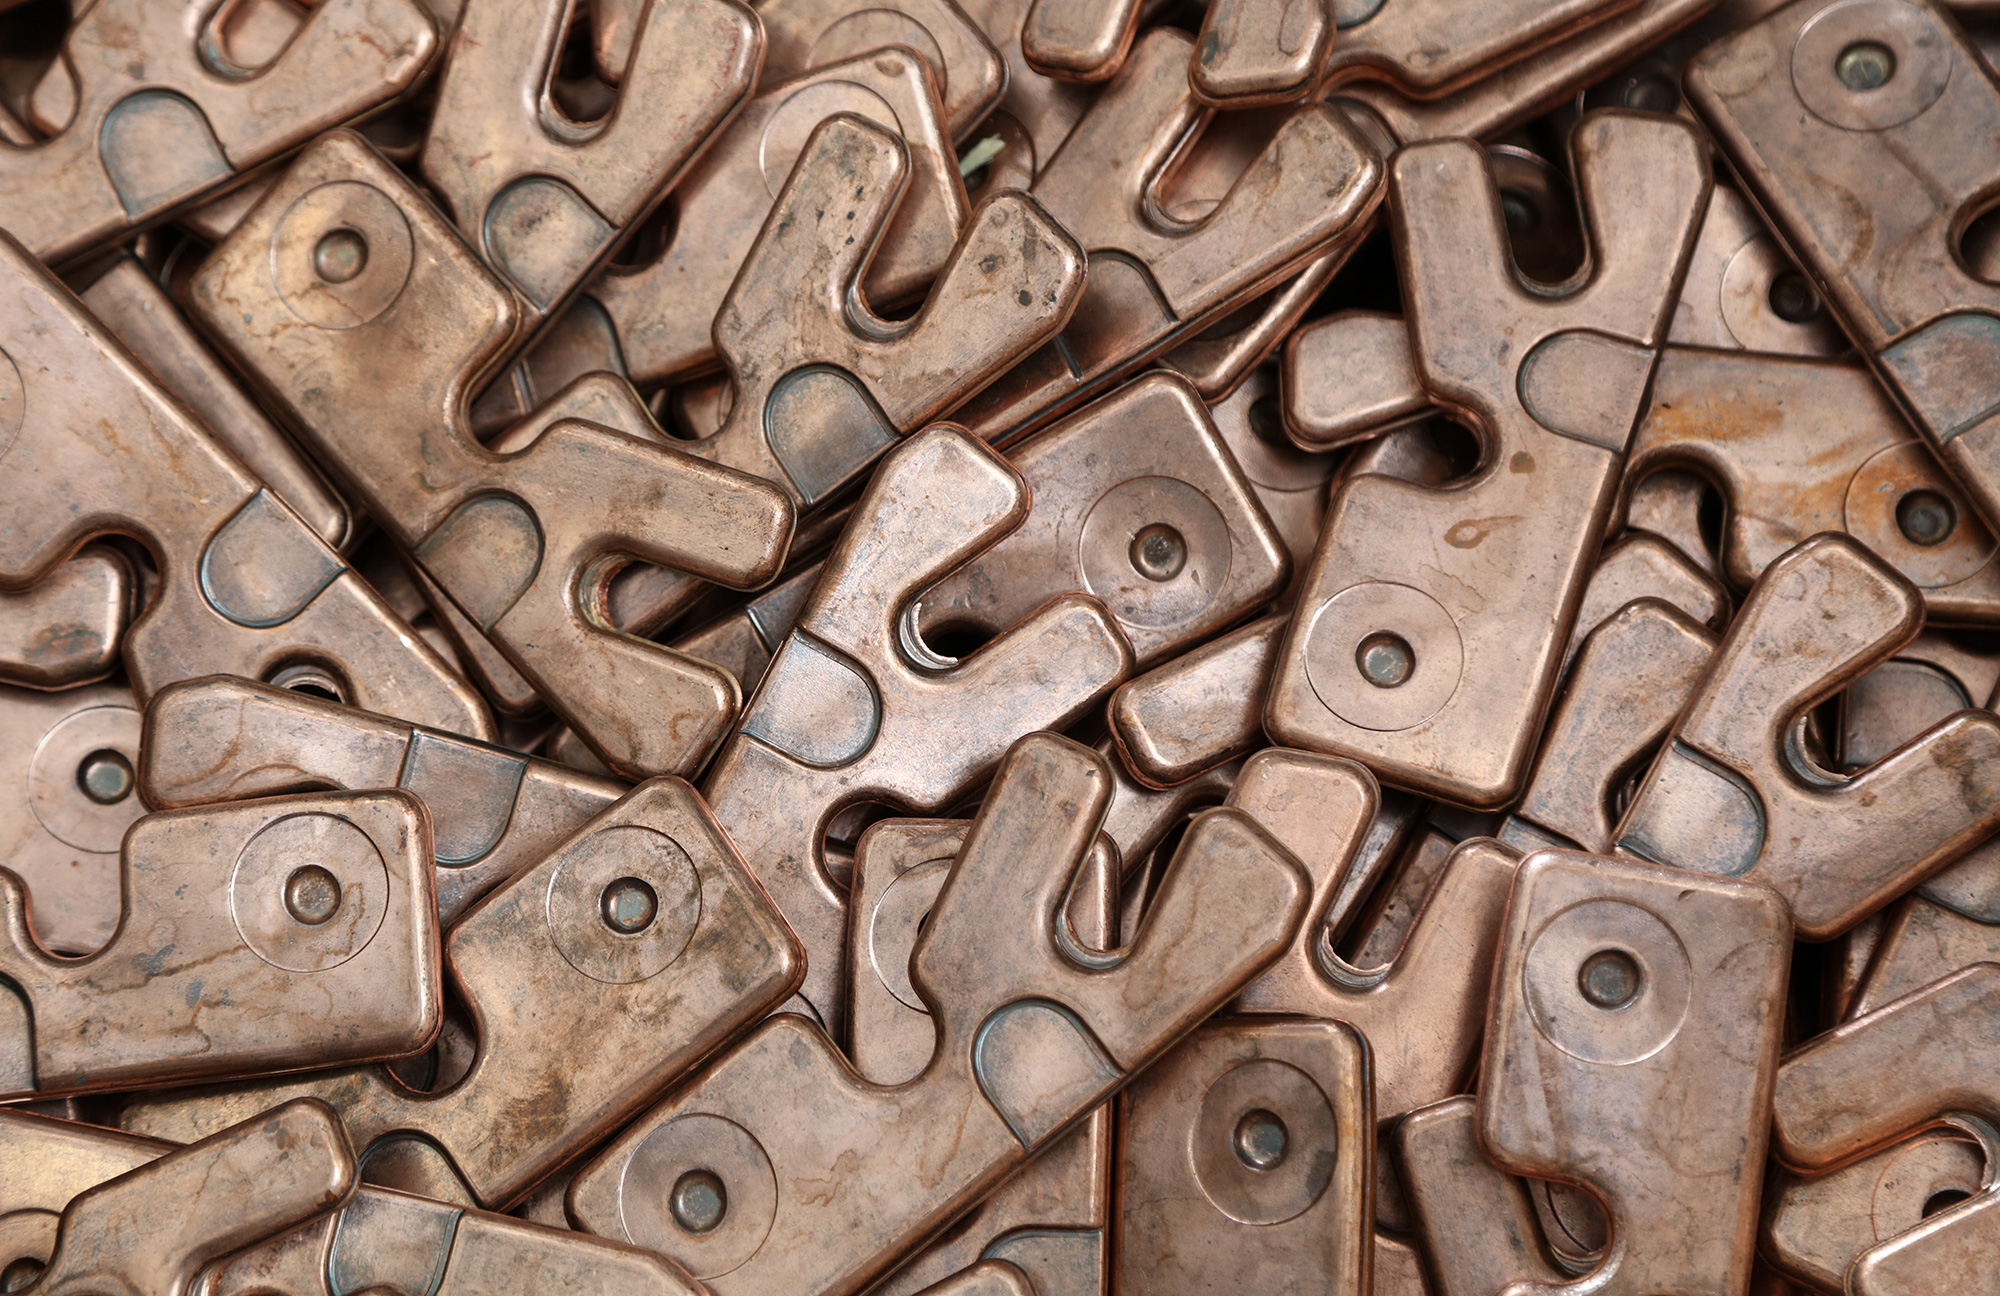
[{"left": 9, "top": 0, "right": 2000, "bottom": 1289}]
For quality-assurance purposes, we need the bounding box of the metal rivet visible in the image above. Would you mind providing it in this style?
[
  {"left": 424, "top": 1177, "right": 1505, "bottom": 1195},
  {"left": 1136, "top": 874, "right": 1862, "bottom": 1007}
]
[
  {"left": 1835, "top": 41, "right": 1896, "bottom": 91},
  {"left": 1578, "top": 949, "right": 1643, "bottom": 1009},
  {"left": 1897, "top": 488, "right": 1957, "bottom": 547},
  {"left": 313, "top": 228, "right": 369, "bottom": 284},
  {"left": 75, "top": 748, "right": 134, "bottom": 805},
  {"left": 1129, "top": 523, "right": 1188, "bottom": 582},
  {"left": 601, "top": 875, "right": 659, "bottom": 935},
  {"left": 1766, "top": 269, "right": 1822, "bottom": 323},
  {"left": 671, "top": 1168, "right": 728, "bottom": 1233},
  {"left": 284, "top": 865, "right": 342, "bottom": 927},
  {"left": 1232, "top": 1109, "right": 1289, "bottom": 1171},
  {"left": 1356, "top": 631, "right": 1415, "bottom": 688}
]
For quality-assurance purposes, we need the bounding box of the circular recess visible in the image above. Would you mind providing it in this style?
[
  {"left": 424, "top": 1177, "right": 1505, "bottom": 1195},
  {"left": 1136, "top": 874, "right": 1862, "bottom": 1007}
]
[
  {"left": 547, "top": 825, "right": 701, "bottom": 984},
  {"left": 1078, "top": 477, "right": 1232, "bottom": 630},
  {"left": 1302, "top": 583, "right": 1462, "bottom": 731},
  {"left": 29, "top": 704, "right": 143, "bottom": 853},
  {"left": 1844, "top": 441, "right": 1997, "bottom": 588},
  {"left": 1192, "top": 1060, "right": 1337, "bottom": 1225},
  {"left": 231, "top": 812, "right": 388, "bottom": 972},
  {"left": 620, "top": 1114, "right": 777, "bottom": 1278},
  {"left": 1523, "top": 900, "right": 1692, "bottom": 1066},
  {"left": 1792, "top": 0, "right": 1950, "bottom": 132},
  {"left": 270, "top": 181, "right": 414, "bottom": 329}
]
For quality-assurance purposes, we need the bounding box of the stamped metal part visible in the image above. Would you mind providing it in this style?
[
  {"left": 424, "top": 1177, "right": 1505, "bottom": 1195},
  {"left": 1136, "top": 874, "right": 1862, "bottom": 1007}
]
[
  {"left": 701, "top": 426, "right": 1132, "bottom": 1031},
  {"left": 848, "top": 818, "right": 1116, "bottom": 1296},
  {"left": 1281, "top": 310, "right": 1432, "bottom": 452},
  {"left": 1762, "top": 1123, "right": 1991, "bottom": 1293},
  {"left": 1622, "top": 347, "right": 2000, "bottom": 624},
  {"left": 1113, "top": 1016, "right": 1373, "bottom": 1296},
  {"left": 420, "top": 0, "right": 761, "bottom": 353},
  {"left": 685, "top": 113, "right": 1085, "bottom": 507},
  {"left": 567, "top": 733, "right": 1310, "bottom": 1296},
  {"left": 1394, "top": 1096, "right": 1570, "bottom": 1296},
  {"left": 1771, "top": 963, "right": 2000, "bottom": 1295},
  {"left": 1020, "top": 0, "right": 1143, "bottom": 80},
  {"left": 1501, "top": 599, "right": 1719, "bottom": 855},
  {"left": 958, "top": 0, "right": 1103, "bottom": 184},
  {"left": 1688, "top": 0, "right": 2000, "bottom": 533},
  {"left": 1167, "top": 249, "right": 1352, "bottom": 404},
  {"left": 1227, "top": 750, "right": 1519, "bottom": 1123},
  {"left": 1108, "top": 613, "right": 1284, "bottom": 790},
  {"left": 0, "top": 546, "right": 129, "bottom": 691},
  {"left": 1320, "top": 0, "right": 1642, "bottom": 98},
  {"left": 582, "top": 45, "right": 973, "bottom": 394},
  {"left": 959, "top": 29, "right": 1385, "bottom": 443},
  {"left": 1267, "top": 112, "right": 1709, "bottom": 808},
  {"left": 186, "top": 129, "right": 796, "bottom": 778},
  {"left": 1203, "top": 363, "right": 1342, "bottom": 578},
  {"left": 0, "top": 0, "right": 437, "bottom": 267},
  {"left": 1188, "top": 0, "right": 1337, "bottom": 107},
  {"left": 1664, "top": 186, "right": 1849, "bottom": 359},
  {"left": 1614, "top": 535, "right": 2000, "bottom": 938},
  {"left": 0, "top": 1100, "right": 357, "bottom": 1296},
  {"left": 1333, "top": 0, "right": 1716, "bottom": 145},
  {"left": 1480, "top": 850, "right": 1792, "bottom": 1296},
  {"left": 73, "top": 255, "right": 350, "bottom": 551},
  {"left": 918, "top": 373, "right": 1291, "bottom": 668},
  {"left": 139, "top": 675, "right": 628, "bottom": 924},
  {"left": 0, "top": 789, "right": 441, "bottom": 1100},
  {"left": 0, "top": 1108, "right": 703, "bottom": 1296},
  {"left": 118, "top": 777, "right": 802, "bottom": 1210},
  {"left": 1562, "top": 530, "right": 1727, "bottom": 673},
  {"left": 0, "top": 679, "right": 146, "bottom": 958},
  {"left": 1852, "top": 890, "right": 2000, "bottom": 1016},
  {"left": 0, "top": 231, "right": 493, "bottom": 742},
  {"left": 756, "top": 0, "right": 1009, "bottom": 139}
]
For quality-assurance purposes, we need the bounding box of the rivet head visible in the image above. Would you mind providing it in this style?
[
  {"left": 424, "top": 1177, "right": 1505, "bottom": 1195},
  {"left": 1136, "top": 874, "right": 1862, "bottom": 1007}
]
[
  {"left": 1129, "top": 523, "right": 1188, "bottom": 582},
  {"left": 671, "top": 1169, "right": 728, "bottom": 1233},
  {"left": 1232, "top": 1109, "right": 1289, "bottom": 1171},
  {"left": 1355, "top": 632, "right": 1415, "bottom": 689},
  {"left": 313, "top": 228, "right": 369, "bottom": 284},
  {"left": 75, "top": 748, "right": 134, "bottom": 805},
  {"left": 1578, "top": 949, "right": 1643, "bottom": 1010},
  {"left": 1835, "top": 40, "right": 1896, "bottom": 91},
  {"left": 284, "top": 865, "right": 342, "bottom": 927},
  {"left": 600, "top": 876, "right": 659, "bottom": 935}
]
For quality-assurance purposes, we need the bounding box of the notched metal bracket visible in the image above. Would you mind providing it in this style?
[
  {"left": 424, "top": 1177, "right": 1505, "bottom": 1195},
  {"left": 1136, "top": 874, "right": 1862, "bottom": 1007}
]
[
  {"left": 567, "top": 733, "right": 1309, "bottom": 1296},
  {"left": 1614, "top": 534, "right": 2000, "bottom": 938},
  {"left": 0, "top": 789, "right": 441, "bottom": 1100},
  {"left": 187, "top": 130, "right": 797, "bottom": 779},
  {"left": 118, "top": 778, "right": 803, "bottom": 1210},
  {"left": 702, "top": 426, "right": 1132, "bottom": 1032}
]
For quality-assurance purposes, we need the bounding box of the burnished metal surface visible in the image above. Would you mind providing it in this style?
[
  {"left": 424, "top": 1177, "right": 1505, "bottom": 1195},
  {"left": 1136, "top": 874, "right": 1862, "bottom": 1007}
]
[
  {"left": 0, "top": 546, "right": 130, "bottom": 691},
  {"left": 140, "top": 675, "right": 628, "bottom": 923},
  {"left": 0, "top": 1100, "right": 359, "bottom": 1296},
  {"left": 566, "top": 733, "right": 1309, "bottom": 1295},
  {"left": 1479, "top": 850, "right": 1792, "bottom": 1296},
  {"left": 0, "top": 790, "right": 442, "bottom": 1099},
  {"left": 1269, "top": 111, "right": 1708, "bottom": 808},
  {"left": 0, "top": 232, "right": 492, "bottom": 741},
  {"left": 701, "top": 426, "right": 1130, "bottom": 1031},
  {"left": 10, "top": 0, "right": 2000, "bottom": 1282},
  {"left": 847, "top": 817, "right": 1116, "bottom": 1296},
  {"left": 961, "top": 29, "right": 1384, "bottom": 442},
  {"left": 1615, "top": 534, "right": 2000, "bottom": 938},
  {"left": 118, "top": 777, "right": 802, "bottom": 1209},
  {"left": 186, "top": 130, "right": 794, "bottom": 778},
  {"left": 419, "top": 0, "right": 761, "bottom": 355},
  {"left": 0, "top": 0, "right": 437, "bottom": 267},
  {"left": 0, "top": 1107, "right": 703, "bottom": 1295},
  {"left": 1690, "top": 0, "right": 2000, "bottom": 534}
]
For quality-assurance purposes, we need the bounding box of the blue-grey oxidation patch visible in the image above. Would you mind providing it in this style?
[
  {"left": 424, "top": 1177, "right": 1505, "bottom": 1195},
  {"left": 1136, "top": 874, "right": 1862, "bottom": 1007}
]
[
  {"left": 1617, "top": 741, "right": 1767, "bottom": 876},
  {"left": 765, "top": 366, "right": 898, "bottom": 506},
  {"left": 199, "top": 489, "right": 344, "bottom": 628},
  {"left": 98, "top": 92, "right": 231, "bottom": 218},
  {"left": 739, "top": 634, "right": 881, "bottom": 767}
]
